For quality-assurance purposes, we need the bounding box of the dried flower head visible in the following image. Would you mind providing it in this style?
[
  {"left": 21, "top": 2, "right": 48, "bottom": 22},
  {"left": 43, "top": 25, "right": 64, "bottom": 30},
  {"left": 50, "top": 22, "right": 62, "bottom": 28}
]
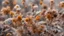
[
  {"left": 35, "top": 15, "right": 40, "bottom": 21},
  {"left": 52, "top": 9, "right": 57, "bottom": 17},
  {"left": 40, "top": 25, "right": 45, "bottom": 29},
  {"left": 40, "top": 1, "right": 43, "bottom": 5},
  {"left": 22, "top": 0, "right": 25, "bottom": 5},
  {"left": 6, "top": 33, "right": 12, "bottom": 36},
  {"left": 6, "top": 6, "right": 11, "bottom": 12},
  {"left": 16, "top": 15, "right": 22, "bottom": 21},
  {"left": 50, "top": 0, "right": 54, "bottom": 9},
  {"left": 37, "top": 25, "right": 45, "bottom": 34},
  {"left": 45, "top": 12, "right": 53, "bottom": 20},
  {"left": 9, "top": 11, "right": 15, "bottom": 17},
  {"left": 13, "top": 0, "right": 17, "bottom": 5},
  {"left": 25, "top": 17, "right": 32, "bottom": 22},
  {"left": 42, "top": 4, "right": 48, "bottom": 9},
  {"left": 2, "top": 8, "right": 10, "bottom": 15},
  {"left": 33, "top": 26, "right": 38, "bottom": 33},
  {"left": 5, "top": 0, "right": 9, "bottom": 5},
  {"left": 14, "top": 5, "right": 20, "bottom": 9},
  {"left": 12, "top": 18, "right": 17, "bottom": 23},
  {"left": 59, "top": 1, "right": 64, "bottom": 8}
]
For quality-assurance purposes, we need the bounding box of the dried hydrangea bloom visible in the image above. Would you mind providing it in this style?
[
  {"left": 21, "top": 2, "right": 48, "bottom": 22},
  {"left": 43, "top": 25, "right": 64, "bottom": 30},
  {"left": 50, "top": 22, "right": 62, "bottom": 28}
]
[
  {"left": 59, "top": 1, "right": 64, "bottom": 8},
  {"left": 35, "top": 15, "right": 40, "bottom": 21}
]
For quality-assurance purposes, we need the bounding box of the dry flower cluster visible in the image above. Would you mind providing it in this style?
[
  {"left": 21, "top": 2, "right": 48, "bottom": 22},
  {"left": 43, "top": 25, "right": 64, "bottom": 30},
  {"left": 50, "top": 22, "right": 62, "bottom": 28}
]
[{"left": 0, "top": 0, "right": 64, "bottom": 36}]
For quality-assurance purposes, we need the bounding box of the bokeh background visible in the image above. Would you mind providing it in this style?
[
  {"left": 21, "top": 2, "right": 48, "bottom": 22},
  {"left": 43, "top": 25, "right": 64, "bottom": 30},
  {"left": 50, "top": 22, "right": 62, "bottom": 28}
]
[{"left": 0, "top": 0, "right": 64, "bottom": 9}]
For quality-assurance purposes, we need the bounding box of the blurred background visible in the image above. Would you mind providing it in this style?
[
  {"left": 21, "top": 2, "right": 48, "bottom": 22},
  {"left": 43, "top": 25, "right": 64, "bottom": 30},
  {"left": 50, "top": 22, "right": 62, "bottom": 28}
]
[{"left": 0, "top": 0, "right": 64, "bottom": 9}]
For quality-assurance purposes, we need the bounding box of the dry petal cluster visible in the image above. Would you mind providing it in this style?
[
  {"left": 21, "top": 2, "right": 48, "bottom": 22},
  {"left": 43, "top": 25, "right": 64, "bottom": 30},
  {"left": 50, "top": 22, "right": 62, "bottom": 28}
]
[{"left": 0, "top": 0, "right": 64, "bottom": 36}]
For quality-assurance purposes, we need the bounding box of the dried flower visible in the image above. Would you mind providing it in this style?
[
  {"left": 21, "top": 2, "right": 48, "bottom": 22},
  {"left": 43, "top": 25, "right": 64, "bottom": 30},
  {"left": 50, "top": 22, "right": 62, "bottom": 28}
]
[
  {"left": 35, "top": 15, "right": 40, "bottom": 21},
  {"left": 40, "top": 1, "right": 43, "bottom": 5},
  {"left": 40, "top": 25, "right": 45, "bottom": 29},
  {"left": 43, "top": 4, "right": 48, "bottom": 9},
  {"left": 16, "top": 15, "right": 22, "bottom": 21},
  {"left": 25, "top": 17, "right": 32, "bottom": 22},
  {"left": 22, "top": 1, "right": 25, "bottom": 5},
  {"left": 59, "top": 1, "right": 64, "bottom": 8},
  {"left": 13, "top": 0, "right": 17, "bottom": 5},
  {"left": 22, "top": 0, "right": 25, "bottom": 5},
  {"left": 52, "top": 9, "right": 57, "bottom": 18},
  {"left": 45, "top": 12, "right": 53, "bottom": 21},
  {"left": 50, "top": 0, "right": 54, "bottom": 5},
  {"left": 50, "top": 0, "right": 54, "bottom": 9},
  {"left": 9, "top": 11, "right": 15, "bottom": 17},
  {"left": 12, "top": 18, "right": 17, "bottom": 23},
  {"left": 6, "top": 33, "right": 12, "bottom": 36},
  {"left": 5, "top": 0, "right": 9, "bottom": 5},
  {"left": 2, "top": 8, "right": 10, "bottom": 15}
]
